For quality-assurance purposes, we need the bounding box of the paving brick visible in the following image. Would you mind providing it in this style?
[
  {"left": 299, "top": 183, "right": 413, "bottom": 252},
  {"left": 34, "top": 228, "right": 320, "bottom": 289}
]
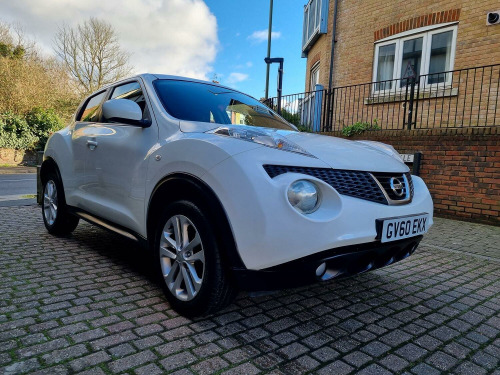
[
  {"left": 357, "top": 364, "right": 393, "bottom": 375},
  {"left": 17, "top": 338, "right": 69, "bottom": 358},
  {"left": 411, "top": 363, "right": 441, "bottom": 375},
  {"left": 317, "top": 360, "right": 354, "bottom": 375},
  {"left": 108, "top": 350, "right": 157, "bottom": 373},
  {"left": 395, "top": 343, "right": 428, "bottom": 362},
  {"left": 191, "top": 342, "right": 222, "bottom": 358},
  {"left": 134, "top": 363, "right": 163, "bottom": 375},
  {"left": 69, "top": 351, "right": 111, "bottom": 372},
  {"left": 454, "top": 361, "right": 488, "bottom": 375},
  {"left": 425, "top": 351, "right": 458, "bottom": 371},
  {"left": 42, "top": 344, "right": 88, "bottom": 364},
  {"left": 311, "top": 347, "right": 340, "bottom": 362},
  {"left": 109, "top": 343, "right": 136, "bottom": 358},
  {"left": 90, "top": 330, "right": 138, "bottom": 350},
  {"left": 277, "top": 342, "right": 308, "bottom": 360},
  {"left": 343, "top": 351, "right": 372, "bottom": 367},
  {"left": 221, "top": 362, "right": 260, "bottom": 375},
  {"left": 361, "top": 341, "right": 391, "bottom": 357},
  {"left": 160, "top": 351, "right": 196, "bottom": 372},
  {"left": 1, "top": 358, "right": 40, "bottom": 374},
  {"left": 133, "top": 335, "right": 164, "bottom": 350},
  {"left": 379, "top": 354, "right": 409, "bottom": 372},
  {"left": 191, "top": 357, "right": 229, "bottom": 375},
  {"left": 156, "top": 338, "right": 195, "bottom": 356}
]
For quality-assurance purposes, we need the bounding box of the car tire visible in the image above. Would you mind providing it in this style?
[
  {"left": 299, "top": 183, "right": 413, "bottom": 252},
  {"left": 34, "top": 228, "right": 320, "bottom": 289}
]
[
  {"left": 155, "top": 200, "right": 236, "bottom": 317},
  {"left": 42, "top": 172, "right": 79, "bottom": 235}
]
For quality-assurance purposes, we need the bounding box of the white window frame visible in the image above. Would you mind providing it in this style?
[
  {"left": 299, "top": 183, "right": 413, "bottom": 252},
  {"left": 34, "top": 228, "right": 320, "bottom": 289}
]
[
  {"left": 372, "top": 24, "right": 458, "bottom": 93},
  {"left": 310, "top": 62, "right": 320, "bottom": 91}
]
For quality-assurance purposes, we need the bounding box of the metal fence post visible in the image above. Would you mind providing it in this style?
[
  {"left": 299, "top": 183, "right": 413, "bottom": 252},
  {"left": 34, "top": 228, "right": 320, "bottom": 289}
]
[{"left": 407, "top": 77, "right": 416, "bottom": 130}]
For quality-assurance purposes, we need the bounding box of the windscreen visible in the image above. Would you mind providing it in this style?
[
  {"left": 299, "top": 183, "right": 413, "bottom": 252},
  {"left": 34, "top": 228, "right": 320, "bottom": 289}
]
[{"left": 153, "top": 79, "right": 295, "bottom": 130}]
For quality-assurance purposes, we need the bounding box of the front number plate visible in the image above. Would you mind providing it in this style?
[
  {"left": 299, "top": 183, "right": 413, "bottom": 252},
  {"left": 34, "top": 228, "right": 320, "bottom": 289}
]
[{"left": 380, "top": 213, "right": 429, "bottom": 243}]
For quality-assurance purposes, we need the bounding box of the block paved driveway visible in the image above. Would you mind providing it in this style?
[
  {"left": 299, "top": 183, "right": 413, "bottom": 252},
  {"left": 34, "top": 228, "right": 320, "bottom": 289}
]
[{"left": 1, "top": 205, "right": 499, "bottom": 375}]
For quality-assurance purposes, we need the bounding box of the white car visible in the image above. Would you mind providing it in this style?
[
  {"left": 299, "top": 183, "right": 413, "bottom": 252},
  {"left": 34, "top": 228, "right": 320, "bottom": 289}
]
[{"left": 41, "top": 74, "right": 433, "bottom": 316}]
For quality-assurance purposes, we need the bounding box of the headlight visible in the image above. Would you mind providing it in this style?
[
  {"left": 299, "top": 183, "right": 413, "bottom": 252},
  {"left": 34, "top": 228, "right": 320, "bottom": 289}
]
[
  {"left": 287, "top": 180, "right": 320, "bottom": 214},
  {"left": 209, "top": 125, "right": 314, "bottom": 157}
]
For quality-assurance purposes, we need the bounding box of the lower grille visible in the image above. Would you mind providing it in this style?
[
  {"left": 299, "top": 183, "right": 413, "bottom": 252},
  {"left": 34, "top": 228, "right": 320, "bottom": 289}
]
[
  {"left": 263, "top": 165, "right": 387, "bottom": 204},
  {"left": 263, "top": 165, "right": 413, "bottom": 205}
]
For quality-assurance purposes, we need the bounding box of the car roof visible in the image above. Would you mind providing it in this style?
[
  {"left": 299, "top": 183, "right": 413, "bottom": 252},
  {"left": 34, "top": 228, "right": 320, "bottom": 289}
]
[{"left": 95, "top": 73, "right": 248, "bottom": 97}]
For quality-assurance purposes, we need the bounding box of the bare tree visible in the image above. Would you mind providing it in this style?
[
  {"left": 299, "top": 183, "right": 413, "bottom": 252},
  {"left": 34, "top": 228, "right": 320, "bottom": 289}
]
[
  {"left": 0, "top": 21, "right": 37, "bottom": 59},
  {"left": 54, "top": 18, "right": 132, "bottom": 94}
]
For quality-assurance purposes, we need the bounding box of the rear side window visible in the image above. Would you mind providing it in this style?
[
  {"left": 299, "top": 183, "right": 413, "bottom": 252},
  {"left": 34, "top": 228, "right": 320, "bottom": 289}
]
[
  {"left": 78, "top": 91, "right": 106, "bottom": 122},
  {"left": 109, "top": 81, "right": 150, "bottom": 120}
]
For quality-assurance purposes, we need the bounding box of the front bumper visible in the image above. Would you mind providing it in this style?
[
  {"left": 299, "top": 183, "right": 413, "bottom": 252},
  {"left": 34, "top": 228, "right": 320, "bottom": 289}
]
[{"left": 233, "top": 235, "right": 422, "bottom": 291}]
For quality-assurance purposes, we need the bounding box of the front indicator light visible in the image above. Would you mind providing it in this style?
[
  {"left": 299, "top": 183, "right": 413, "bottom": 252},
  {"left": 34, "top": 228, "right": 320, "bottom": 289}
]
[{"left": 287, "top": 180, "right": 320, "bottom": 214}]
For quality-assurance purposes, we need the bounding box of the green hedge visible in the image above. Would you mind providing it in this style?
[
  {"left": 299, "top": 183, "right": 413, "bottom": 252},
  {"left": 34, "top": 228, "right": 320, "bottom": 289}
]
[{"left": 0, "top": 108, "right": 63, "bottom": 151}]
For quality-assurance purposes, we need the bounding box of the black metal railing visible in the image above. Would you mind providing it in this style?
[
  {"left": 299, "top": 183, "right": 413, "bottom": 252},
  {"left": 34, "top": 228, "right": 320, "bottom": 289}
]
[{"left": 265, "top": 64, "right": 500, "bottom": 132}]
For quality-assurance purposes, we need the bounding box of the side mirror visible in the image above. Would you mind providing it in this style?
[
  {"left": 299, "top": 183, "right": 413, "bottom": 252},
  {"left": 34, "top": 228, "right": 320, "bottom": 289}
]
[{"left": 102, "top": 99, "right": 151, "bottom": 127}]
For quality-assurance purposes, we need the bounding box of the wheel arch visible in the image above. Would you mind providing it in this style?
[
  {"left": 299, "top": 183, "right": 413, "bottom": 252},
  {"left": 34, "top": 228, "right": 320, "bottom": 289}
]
[
  {"left": 147, "top": 173, "right": 245, "bottom": 270},
  {"left": 40, "top": 157, "right": 62, "bottom": 185}
]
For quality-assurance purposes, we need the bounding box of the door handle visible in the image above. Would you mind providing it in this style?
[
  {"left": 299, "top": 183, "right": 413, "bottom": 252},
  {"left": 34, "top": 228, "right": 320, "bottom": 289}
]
[{"left": 87, "top": 140, "right": 98, "bottom": 150}]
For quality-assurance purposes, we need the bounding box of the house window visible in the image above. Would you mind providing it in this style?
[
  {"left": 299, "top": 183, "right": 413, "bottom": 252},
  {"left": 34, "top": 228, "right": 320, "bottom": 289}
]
[
  {"left": 373, "top": 25, "right": 457, "bottom": 91},
  {"left": 310, "top": 62, "right": 320, "bottom": 91},
  {"left": 302, "top": 0, "right": 329, "bottom": 53}
]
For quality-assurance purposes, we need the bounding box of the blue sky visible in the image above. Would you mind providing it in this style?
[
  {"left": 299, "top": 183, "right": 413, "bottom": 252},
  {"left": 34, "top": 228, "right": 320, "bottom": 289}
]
[{"left": 205, "top": 0, "right": 307, "bottom": 99}]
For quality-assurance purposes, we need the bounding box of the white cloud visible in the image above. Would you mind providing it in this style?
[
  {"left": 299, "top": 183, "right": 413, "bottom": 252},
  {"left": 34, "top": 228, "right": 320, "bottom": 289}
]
[
  {"left": 246, "top": 61, "right": 253, "bottom": 67},
  {"left": 247, "top": 29, "right": 281, "bottom": 44},
  {"left": 226, "top": 72, "right": 249, "bottom": 85},
  {"left": 0, "top": 0, "right": 219, "bottom": 80}
]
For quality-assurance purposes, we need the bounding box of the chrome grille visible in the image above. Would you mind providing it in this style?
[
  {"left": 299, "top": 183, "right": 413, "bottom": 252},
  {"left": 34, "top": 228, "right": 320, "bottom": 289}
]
[
  {"left": 371, "top": 172, "right": 413, "bottom": 203},
  {"left": 263, "top": 165, "right": 414, "bottom": 205}
]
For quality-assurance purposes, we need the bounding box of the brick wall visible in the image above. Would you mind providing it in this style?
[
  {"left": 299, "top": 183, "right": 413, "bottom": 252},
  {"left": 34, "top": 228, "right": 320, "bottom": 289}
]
[
  {"left": 304, "top": 0, "right": 500, "bottom": 89},
  {"left": 322, "top": 127, "right": 500, "bottom": 225},
  {"left": 0, "top": 148, "right": 37, "bottom": 165}
]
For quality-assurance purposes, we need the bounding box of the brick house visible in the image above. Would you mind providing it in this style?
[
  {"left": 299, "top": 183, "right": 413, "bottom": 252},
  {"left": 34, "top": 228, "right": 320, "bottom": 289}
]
[
  {"left": 288, "top": 0, "right": 500, "bottom": 225},
  {"left": 289, "top": 0, "right": 499, "bottom": 132},
  {"left": 302, "top": 0, "right": 500, "bottom": 92}
]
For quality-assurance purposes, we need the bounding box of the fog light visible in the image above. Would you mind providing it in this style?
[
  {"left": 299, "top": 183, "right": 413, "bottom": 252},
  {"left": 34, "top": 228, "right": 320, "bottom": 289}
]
[{"left": 287, "top": 180, "right": 319, "bottom": 214}]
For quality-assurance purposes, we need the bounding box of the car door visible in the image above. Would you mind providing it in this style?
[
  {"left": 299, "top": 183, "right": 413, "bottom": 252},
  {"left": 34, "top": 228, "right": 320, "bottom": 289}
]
[
  {"left": 66, "top": 91, "right": 107, "bottom": 207},
  {"left": 83, "top": 80, "right": 158, "bottom": 235}
]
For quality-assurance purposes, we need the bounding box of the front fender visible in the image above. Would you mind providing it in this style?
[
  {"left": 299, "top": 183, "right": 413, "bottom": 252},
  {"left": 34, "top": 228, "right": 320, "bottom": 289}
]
[{"left": 43, "top": 127, "right": 75, "bottom": 193}]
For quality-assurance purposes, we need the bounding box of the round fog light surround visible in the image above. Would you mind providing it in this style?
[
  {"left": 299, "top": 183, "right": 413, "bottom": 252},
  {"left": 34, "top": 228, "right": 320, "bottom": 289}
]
[{"left": 287, "top": 180, "right": 320, "bottom": 214}]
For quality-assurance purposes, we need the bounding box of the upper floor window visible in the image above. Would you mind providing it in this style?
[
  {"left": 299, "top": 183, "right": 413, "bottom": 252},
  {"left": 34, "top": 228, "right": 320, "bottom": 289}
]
[
  {"left": 302, "top": 0, "right": 329, "bottom": 54},
  {"left": 373, "top": 24, "right": 457, "bottom": 92}
]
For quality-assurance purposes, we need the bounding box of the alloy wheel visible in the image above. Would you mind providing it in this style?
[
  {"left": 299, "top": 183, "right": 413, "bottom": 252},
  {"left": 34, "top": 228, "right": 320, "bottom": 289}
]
[
  {"left": 159, "top": 214, "right": 205, "bottom": 301},
  {"left": 43, "top": 180, "right": 58, "bottom": 226}
]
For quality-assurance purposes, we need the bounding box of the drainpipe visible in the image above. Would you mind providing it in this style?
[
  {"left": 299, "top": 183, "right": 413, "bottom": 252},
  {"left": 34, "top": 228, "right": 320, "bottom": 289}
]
[{"left": 328, "top": 0, "right": 339, "bottom": 90}]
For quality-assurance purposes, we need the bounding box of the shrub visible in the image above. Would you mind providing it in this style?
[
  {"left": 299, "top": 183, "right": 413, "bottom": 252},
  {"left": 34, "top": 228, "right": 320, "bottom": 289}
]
[
  {"left": 0, "top": 108, "right": 63, "bottom": 150},
  {"left": 0, "top": 112, "right": 37, "bottom": 150},
  {"left": 341, "top": 120, "right": 380, "bottom": 137},
  {"left": 25, "top": 107, "right": 64, "bottom": 149}
]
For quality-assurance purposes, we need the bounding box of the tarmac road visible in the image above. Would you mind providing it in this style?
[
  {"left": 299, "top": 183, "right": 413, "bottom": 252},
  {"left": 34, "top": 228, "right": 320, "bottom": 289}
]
[{"left": 0, "top": 173, "right": 37, "bottom": 206}]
